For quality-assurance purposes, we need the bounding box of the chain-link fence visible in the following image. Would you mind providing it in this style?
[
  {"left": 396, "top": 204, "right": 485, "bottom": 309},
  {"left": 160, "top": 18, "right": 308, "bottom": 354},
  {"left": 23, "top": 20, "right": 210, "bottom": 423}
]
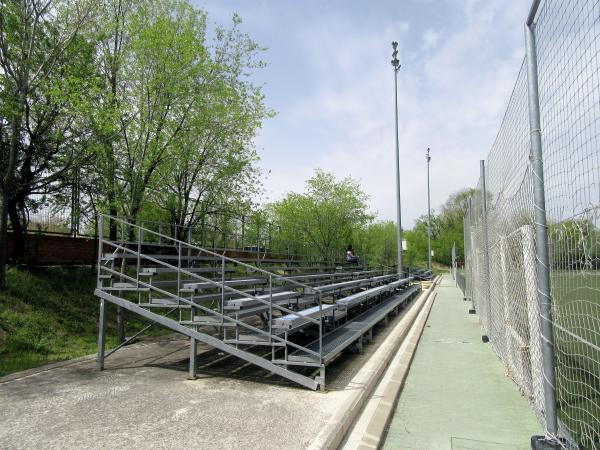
[{"left": 464, "top": 1, "right": 600, "bottom": 448}]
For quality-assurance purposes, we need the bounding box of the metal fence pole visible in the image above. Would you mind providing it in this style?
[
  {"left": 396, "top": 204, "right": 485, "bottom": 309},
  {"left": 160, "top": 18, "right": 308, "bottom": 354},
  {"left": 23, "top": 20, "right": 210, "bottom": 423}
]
[
  {"left": 525, "top": 10, "right": 559, "bottom": 441},
  {"left": 451, "top": 242, "right": 456, "bottom": 282},
  {"left": 467, "top": 197, "right": 476, "bottom": 313},
  {"left": 256, "top": 220, "right": 260, "bottom": 266},
  {"left": 97, "top": 214, "right": 106, "bottom": 369},
  {"left": 480, "top": 160, "right": 491, "bottom": 342},
  {"left": 241, "top": 216, "right": 245, "bottom": 250},
  {"left": 426, "top": 148, "right": 432, "bottom": 272},
  {"left": 391, "top": 42, "right": 403, "bottom": 277}
]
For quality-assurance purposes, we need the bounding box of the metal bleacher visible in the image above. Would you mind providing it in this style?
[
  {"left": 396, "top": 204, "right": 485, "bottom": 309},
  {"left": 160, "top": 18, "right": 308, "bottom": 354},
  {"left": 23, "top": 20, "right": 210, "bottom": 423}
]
[
  {"left": 94, "top": 215, "right": 423, "bottom": 390},
  {"left": 285, "top": 283, "right": 420, "bottom": 364}
]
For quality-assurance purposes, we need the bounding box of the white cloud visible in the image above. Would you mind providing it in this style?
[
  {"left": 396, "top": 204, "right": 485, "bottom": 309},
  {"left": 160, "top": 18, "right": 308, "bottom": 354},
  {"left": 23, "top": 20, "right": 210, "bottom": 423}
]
[
  {"left": 201, "top": 0, "right": 532, "bottom": 227},
  {"left": 422, "top": 29, "right": 441, "bottom": 51}
]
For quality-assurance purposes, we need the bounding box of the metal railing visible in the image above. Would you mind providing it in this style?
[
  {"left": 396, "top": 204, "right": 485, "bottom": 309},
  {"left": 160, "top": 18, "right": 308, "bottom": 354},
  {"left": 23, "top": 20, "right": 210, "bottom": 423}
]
[{"left": 95, "top": 215, "right": 328, "bottom": 380}]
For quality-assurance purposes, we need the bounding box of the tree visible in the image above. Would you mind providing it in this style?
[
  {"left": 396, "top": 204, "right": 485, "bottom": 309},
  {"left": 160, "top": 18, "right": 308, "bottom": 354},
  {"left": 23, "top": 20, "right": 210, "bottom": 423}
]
[
  {"left": 404, "top": 218, "right": 429, "bottom": 267},
  {"left": 401, "top": 188, "right": 475, "bottom": 269},
  {"left": 150, "top": 14, "right": 270, "bottom": 237},
  {"left": 549, "top": 218, "right": 600, "bottom": 270},
  {"left": 111, "top": 0, "right": 209, "bottom": 232},
  {"left": 90, "top": 0, "right": 132, "bottom": 241},
  {"left": 353, "top": 221, "right": 398, "bottom": 268},
  {"left": 270, "top": 170, "right": 373, "bottom": 262},
  {"left": 0, "top": 0, "right": 96, "bottom": 288}
]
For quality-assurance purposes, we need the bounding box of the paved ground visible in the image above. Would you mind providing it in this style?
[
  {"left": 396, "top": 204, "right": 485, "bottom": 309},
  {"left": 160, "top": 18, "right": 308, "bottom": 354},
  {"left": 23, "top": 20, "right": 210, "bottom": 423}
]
[
  {"left": 383, "top": 275, "right": 542, "bottom": 450},
  {"left": 0, "top": 291, "right": 423, "bottom": 450}
]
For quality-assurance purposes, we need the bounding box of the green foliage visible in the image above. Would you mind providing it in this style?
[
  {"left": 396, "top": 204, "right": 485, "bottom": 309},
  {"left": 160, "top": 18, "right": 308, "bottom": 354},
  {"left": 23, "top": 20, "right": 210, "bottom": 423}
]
[
  {"left": 0, "top": 0, "right": 100, "bottom": 261},
  {"left": 0, "top": 266, "right": 163, "bottom": 376},
  {"left": 353, "top": 221, "right": 398, "bottom": 268},
  {"left": 404, "top": 220, "right": 429, "bottom": 267},
  {"left": 269, "top": 170, "right": 373, "bottom": 262},
  {"left": 86, "top": 0, "right": 272, "bottom": 234},
  {"left": 402, "top": 188, "right": 475, "bottom": 267},
  {"left": 549, "top": 218, "right": 600, "bottom": 270}
]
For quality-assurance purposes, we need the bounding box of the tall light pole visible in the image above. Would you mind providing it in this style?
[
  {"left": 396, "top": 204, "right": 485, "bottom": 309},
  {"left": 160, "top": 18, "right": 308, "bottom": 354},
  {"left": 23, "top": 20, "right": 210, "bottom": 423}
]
[
  {"left": 426, "top": 148, "right": 432, "bottom": 272},
  {"left": 391, "top": 42, "right": 403, "bottom": 277}
]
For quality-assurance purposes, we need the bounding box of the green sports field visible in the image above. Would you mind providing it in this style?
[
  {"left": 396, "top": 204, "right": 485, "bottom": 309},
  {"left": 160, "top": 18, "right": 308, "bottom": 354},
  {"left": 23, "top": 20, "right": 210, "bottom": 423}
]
[{"left": 551, "top": 271, "right": 600, "bottom": 449}]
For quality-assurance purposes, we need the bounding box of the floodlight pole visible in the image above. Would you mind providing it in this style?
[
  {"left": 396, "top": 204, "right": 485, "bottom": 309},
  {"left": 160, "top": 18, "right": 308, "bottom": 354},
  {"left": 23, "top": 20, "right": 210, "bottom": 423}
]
[
  {"left": 426, "top": 148, "right": 432, "bottom": 272},
  {"left": 391, "top": 42, "right": 403, "bottom": 277}
]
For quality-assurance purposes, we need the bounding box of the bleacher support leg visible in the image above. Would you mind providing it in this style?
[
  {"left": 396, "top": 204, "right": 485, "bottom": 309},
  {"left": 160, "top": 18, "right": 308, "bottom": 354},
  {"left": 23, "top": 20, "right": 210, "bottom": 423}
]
[
  {"left": 356, "top": 338, "right": 363, "bottom": 354},
  {"left": 318, "top": 366, "right": 326, "bottom": 391},
  {"left": 97, "top": 298, "right": 106, "bottom": 370},
  {"left": 188, "top": 337, "right": 197, "bottom": 380}
]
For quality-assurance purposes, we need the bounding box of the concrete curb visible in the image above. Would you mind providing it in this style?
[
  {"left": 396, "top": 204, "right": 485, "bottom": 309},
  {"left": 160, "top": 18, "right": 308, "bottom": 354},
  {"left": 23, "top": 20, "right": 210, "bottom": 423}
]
[
  {"left": 307, "top": 278, "right": 439, "bottom": 450},
  {"left": 342, "top": 290, "right": 437, "bottom": 449}
]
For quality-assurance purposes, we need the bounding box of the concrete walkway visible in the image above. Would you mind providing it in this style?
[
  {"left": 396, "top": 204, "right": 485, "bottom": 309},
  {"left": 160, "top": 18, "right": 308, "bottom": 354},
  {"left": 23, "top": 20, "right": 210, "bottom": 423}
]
[
  {"left": 383, "top": 275, "right": 541, "bottom": 450},
  {"left": 0, "top": 288, "right": 431, "bottom": 450}
]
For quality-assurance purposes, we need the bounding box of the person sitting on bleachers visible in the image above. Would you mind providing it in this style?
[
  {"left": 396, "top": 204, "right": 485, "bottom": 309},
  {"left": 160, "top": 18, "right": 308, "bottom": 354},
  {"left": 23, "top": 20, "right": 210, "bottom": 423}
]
[{"left": 346, "top": 245, "right": 360, "bottom": 264}]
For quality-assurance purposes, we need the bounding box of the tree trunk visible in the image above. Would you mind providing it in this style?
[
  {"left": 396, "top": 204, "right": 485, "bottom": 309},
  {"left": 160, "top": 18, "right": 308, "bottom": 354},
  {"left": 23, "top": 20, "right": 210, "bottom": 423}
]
[
  {"left": 0, "top": 99, "right": 22, "bottom": 289},
  {"left": 116, "top": 306, "right": 125, "bottom": 343},
  {"left": 7, "top": 198, "right": 25, "bottom": 263},
  {"left": 0, "top": 191, "right": 10, "bottom": 289},
  {"left": 109, "top": 201, "right": 118, "bottom": 241}
]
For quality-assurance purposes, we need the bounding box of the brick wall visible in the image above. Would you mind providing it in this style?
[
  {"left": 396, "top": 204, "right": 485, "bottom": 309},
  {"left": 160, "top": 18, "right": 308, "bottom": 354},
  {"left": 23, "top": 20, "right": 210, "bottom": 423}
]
[
  {"left": 4, "top": 233, "right": 295, "bottom": 265},
  {"left": 6, "top": 233, "right": 100, "bottom": 265}
]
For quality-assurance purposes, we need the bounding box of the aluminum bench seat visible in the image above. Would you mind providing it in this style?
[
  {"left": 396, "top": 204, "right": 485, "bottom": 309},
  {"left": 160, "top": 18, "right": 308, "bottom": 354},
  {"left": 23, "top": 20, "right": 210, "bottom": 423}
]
[
  {"left": 335, "top": 277, "right": 412, "bottom": 310},
  {"left": 353, "top": 270, "right": 381, "bottom": 277},
  {"left": 336, "top": 265, "right": 364, "bottom": 271},
  {"left": 283, "top": 272, "right": 344, "bottom": 281},
  {"left": 182, "top": 277, "right": 267, "bottom": 292},
  {"left": 265, "top": 265, "right": 336, "bottom": 272},
  {"left": 286, "top": 285, "right": 421, "bottom": 364},
  {"left": 335, "top": 285, "right": 389, "bottom": 310},
  {"left": 224, "top": 291, "right": 301, "bottom": 310},
  {"left": 180, "top": 315, "right": 237, "bottom": 327},
  {"left": 272, "top": 304, "right": 337, "bottom": 330},
  {"left": 315, "top": 279, "right": 370, "bottom": 294},
  {"left": 103, "top": 253, "right": 223, "bottom": 261},
  {"left": 141, "top": 267, "right": 235, "bottom": 275},
  {"left": 104, "top": 282, "right": 150, "bottom": 292},
  {"left": 229, "top": 303, "right": 338, "bottom": 344},
  {"left": 143, "top": 287, "right": 286, "bottom": 307},
  {"left": 238, "top": 257, "right": 300, "bottom": 264},
  {"left": 269, "top": 266, "right": 335, "bottom": 277},
  {"left": 368, "top": 274, "right": 398, "bottom": 285}
]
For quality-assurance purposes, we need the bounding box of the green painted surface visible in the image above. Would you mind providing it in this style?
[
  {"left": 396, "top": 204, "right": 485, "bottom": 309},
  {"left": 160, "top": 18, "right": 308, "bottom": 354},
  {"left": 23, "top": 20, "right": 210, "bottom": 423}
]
[{"left": 383, "top": 276, "right": 541, "bottom": 450}]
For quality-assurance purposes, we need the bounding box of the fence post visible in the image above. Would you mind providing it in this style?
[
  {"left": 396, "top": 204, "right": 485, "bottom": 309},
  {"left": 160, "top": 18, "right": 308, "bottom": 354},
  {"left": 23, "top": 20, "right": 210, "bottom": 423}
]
[
  {"left": 521, "top": 225, "right": 546, "bottom": 421},
  {"left": 256, "top": 220, "right": 260, "bottom": 267},
  {"left": 525, "top": 12, "right": 559, "bottom": 443},
  {"left": 466, "top": 198, "right": 476, "bottom": 313},
  {"left": 480, "top": 160, "right": 491, "bottom": 343},
  {"left": 97, "top": 214, "right": 106, "bottom": 370},
  {"left": 268, "top": 223, "right": 272, "bottom": 253},
  {"left": 451, "top": 242, "right": 456, "bottom": 283},
  {"left": 241, "top": 216, "right": 245, "bottom": 250},
  {"left": 499, "top": 237, "right": 518, "bottom": 379}
]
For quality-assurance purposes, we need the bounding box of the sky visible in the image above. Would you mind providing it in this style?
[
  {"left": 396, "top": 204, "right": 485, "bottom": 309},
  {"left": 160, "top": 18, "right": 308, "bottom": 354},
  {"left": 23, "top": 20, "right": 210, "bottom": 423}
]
[{"left": 193, "top": 0, "right": 532, "bottom": 227}]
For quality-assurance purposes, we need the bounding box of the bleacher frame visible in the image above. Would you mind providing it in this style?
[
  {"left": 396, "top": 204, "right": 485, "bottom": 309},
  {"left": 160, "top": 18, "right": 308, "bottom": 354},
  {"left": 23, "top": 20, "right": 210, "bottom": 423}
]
[{"left": 94, "top": 215, "right": 422, "bottom": 390}]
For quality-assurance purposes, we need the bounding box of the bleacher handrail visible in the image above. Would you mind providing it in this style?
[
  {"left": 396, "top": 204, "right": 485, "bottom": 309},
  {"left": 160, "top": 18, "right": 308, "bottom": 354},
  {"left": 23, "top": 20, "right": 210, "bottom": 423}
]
[{"left": 101, "top": 214, "right": 317, "bottom": 293}]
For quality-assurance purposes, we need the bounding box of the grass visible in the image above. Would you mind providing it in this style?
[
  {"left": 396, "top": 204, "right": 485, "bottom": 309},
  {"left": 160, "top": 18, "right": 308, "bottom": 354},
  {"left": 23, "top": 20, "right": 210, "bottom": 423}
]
[
  {"left": 0, "top": 265, "right": 163, "bottom": 377},
  {"left": 550, "top": 272, "right": 600, "bottom": 449},
  {"left": 431, "top": 262, "right": 450, "bottom": 275}
]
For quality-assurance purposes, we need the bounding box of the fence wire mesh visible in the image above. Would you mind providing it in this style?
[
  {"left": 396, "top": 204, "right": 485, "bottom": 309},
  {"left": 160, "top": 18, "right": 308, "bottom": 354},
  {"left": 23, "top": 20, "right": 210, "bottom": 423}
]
[{"left": 464, "top": 1, "right": 600, "bottom": 447}]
